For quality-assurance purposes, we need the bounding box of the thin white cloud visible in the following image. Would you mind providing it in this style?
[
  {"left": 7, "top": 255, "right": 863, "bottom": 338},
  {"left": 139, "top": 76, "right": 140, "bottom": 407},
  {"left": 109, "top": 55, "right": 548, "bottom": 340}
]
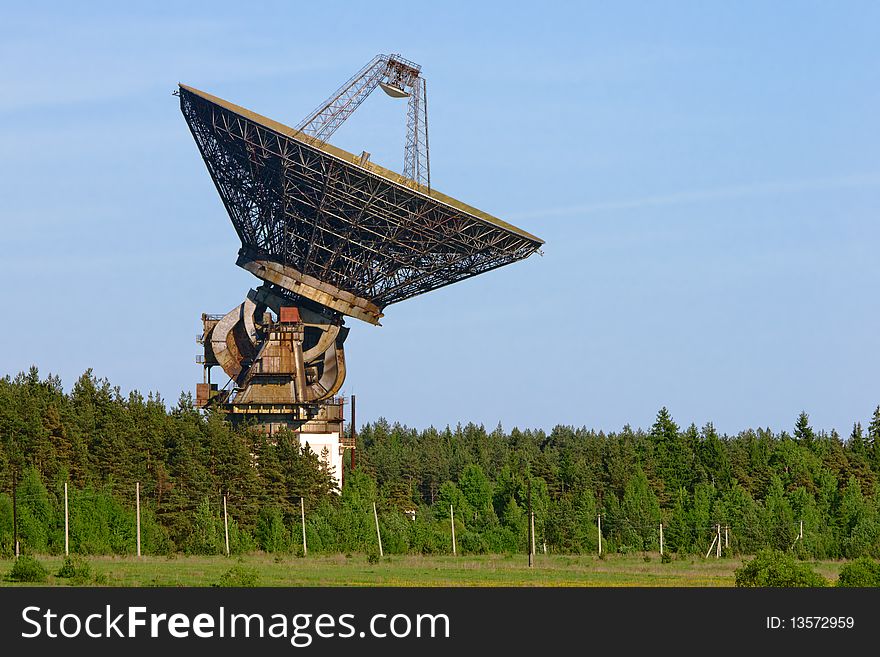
[{"left": 507, "top": 172, "right": 880, "bottom": 221}]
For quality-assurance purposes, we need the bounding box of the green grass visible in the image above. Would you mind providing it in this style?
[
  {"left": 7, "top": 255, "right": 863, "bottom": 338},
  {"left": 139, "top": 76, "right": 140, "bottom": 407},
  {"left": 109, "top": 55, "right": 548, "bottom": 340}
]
[{"left": 0, "top": 553, "right": 851, "bottom": 587}]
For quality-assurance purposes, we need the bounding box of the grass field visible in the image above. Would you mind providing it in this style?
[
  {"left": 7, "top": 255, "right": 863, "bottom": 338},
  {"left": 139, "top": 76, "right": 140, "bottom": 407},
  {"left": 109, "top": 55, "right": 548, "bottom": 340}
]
[{"left": 0, "top": 553, "right": 850, "bottom": 587}]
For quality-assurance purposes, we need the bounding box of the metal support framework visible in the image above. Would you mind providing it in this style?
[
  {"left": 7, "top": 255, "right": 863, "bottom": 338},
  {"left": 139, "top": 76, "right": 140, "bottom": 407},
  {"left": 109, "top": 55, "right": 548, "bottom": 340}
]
[
  {"left": 296, "top": 55, "right": 389, "bottom": 141},
  {"left": 404, "top": 76, "right": 430, "bottom": 189},
  {"left": 295, "top": 53, "right": 429, "bottom": 188}
]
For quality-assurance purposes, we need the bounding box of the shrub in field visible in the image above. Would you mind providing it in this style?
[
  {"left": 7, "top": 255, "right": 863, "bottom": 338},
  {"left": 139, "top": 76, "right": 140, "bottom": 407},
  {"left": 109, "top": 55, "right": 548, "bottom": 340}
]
[
  {"left": 836, "top": 558, "right": 880, "bottom": 587},
  {"left": 8, "top": 555, "right": 49, "bottom": 583},
  {"left": 214, "top": 564, "right": 259, "bottom": 587},
  {"left": 57, "top": 556, "right": 93, "bottom": 584},
  {"left": 735, "top": 549, "right": 826, "bottom": 587}
]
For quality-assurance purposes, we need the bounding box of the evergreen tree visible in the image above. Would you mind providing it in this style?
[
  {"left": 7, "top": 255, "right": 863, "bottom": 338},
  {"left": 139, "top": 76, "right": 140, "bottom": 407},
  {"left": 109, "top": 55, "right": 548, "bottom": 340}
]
[
  {"left": 850, "top": 422, "right": 865, "bottom": 454},
  {"left": 794, "top": 411, "right": 815, "bottom": 445},
  {"left": 650, "top": 408, "right": 692, "bottom": 503},
  {"left": 868, "top": 406, "right": 880, "bottom": 473},
  {"left": 2, "top": 367, "right": 880, "bottom": 559}
]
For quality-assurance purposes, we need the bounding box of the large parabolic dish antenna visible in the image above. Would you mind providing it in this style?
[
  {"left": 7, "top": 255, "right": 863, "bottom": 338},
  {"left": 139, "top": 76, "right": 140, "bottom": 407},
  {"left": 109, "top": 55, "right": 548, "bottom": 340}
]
[
  {"left": 179, "top": 54, "right": 543, "bottom": 486},
  {"left": 178, "top": 83, "right": 543, "bottom": 325}
]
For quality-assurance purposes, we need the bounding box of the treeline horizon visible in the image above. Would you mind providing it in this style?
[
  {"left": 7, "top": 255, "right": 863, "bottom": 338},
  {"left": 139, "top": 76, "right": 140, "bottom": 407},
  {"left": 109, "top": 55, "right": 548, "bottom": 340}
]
[{"left": 2, "top": 367, "right": 880, "bottom": 560}]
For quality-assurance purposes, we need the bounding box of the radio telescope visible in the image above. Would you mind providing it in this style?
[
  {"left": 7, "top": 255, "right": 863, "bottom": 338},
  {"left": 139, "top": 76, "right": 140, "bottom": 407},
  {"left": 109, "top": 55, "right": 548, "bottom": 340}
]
[{"left": 178, "top": 54, "right": 543, "bottom": 486}]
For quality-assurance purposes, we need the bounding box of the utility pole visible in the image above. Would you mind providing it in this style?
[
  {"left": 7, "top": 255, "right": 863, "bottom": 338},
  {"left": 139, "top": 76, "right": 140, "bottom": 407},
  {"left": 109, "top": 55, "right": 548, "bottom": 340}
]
[
  {"left": 527, "top": 478, "right": 533, "bottom": 567},
  {"left": 791, "top": 520, "right": 805, "bottom": 550},
  {"left": 598, "top": 514, "right": 602, "bottom": 556},
  {"left": 301, "top": 497, "right": 308, "bottom": 556},
  {"left": 705, "top": 532, "right": 718, "bottom": 559},
  {"left": 373, "top": 501, "right": 383, "bottom": 557},
  {"left": 136, "top": 482, "right": 141, "bottom": 558},
  {"left": 223, "top": 495, "right": 230, "bottom": 556},
  {"left": 350, "top": 394, "right": 357, "bottom": 471},
  {"left": 659, "top": 522, "right": 664, "bottom": 557},
  {"left": 530, "top": 511, "right": 536, "bottom": 557},
  {"left": 716, "top": 524, "right": 721, "bottom": 558},
  {"left": 64, "top": 482, "right": 69, "bottom": 557},
  {"left": 450, "top": 505, "right": 456, "bottom": 556},
  {"left": 13, "top": 470, "right": 19, "bottom": 557},
  {"left": 724, "top": 525, "right": 729, "bottom": 549}
]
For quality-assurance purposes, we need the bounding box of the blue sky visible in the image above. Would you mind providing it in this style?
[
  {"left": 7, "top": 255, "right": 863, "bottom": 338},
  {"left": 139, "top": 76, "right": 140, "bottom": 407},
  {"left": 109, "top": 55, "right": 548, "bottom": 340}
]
[{"left": 1, "top": 1, "right": 878, "bottom": 436}]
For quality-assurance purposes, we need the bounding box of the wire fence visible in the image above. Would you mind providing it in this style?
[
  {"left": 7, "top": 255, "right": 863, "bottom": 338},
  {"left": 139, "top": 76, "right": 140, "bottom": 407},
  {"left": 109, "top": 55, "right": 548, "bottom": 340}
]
[{"left": 0, "top": 482, "right": 820, "bottom": 560}]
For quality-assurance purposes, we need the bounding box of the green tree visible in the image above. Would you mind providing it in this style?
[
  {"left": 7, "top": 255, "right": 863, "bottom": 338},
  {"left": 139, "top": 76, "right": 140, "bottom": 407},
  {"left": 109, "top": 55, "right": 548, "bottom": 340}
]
[
  {"left": 618, "top": 468, "right": 661, "bottom": 551},
  {"left": 458, "top": 464, "right": 496, "bottom": 527},
  {"left": 186, "top": 497, "right": 222, "bottom": 555},
  {"left": 794, "top": 411, "right": 815, "bottom": 446},
  {"left": 650, "top": 408, "right": 693, "bottom": 502},
  {"left": 761, "top": 475, "right": 796, "bottom": 550},
  {"left": 868, "top": 406, "right": 880, "bottom": 473},
  {"left": 255, "top": 506, "right": 289, "bottom": 553},
  {"left": 838, "top": 476, "right": 878, "bottom": 558}
]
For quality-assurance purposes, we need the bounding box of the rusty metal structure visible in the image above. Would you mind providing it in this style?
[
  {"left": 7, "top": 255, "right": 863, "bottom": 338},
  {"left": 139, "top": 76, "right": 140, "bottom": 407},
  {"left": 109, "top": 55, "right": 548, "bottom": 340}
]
[
  {"left": 296, "top": 53, "right": 430, "bottom": 189},
  {"left": 178, "top": 54, "right": 543, "bottom": 486}
]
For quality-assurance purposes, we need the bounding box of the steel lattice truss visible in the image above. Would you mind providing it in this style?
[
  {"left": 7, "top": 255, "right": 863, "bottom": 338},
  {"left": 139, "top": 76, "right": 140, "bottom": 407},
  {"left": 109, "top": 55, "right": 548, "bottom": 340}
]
[
  {"left": 179, "top": 85, "right": 543, "bottom": 314},
  {"left": 403, "top": 76, "right": 430, "bottom": 188}
]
